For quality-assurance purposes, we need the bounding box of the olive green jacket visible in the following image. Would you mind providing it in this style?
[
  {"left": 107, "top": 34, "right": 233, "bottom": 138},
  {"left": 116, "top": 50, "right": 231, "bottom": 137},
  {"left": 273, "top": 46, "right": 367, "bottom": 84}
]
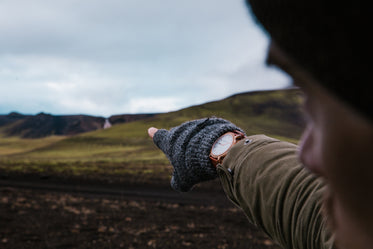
[{"left": 217, "top": 135, "right": 335, "bottom": 249}]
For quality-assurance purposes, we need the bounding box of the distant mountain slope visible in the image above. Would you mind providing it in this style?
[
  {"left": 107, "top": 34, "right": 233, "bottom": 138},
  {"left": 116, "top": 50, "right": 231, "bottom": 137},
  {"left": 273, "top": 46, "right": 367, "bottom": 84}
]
[
  {"left": 2, "top": 113, "right": 106, "bottom": 138},
  {"left": 0, "top": 112, "right": 29, "bottom": 126},
  {"left": 153, "top": 88, "right": 305, "bottom": 140},
  {"left": 70, "top": 88, "right": 304, "bottom": 147},
  {"left": 0, "top": 88, "right": 305, "bottom": 164},
  {"left": 0, "top": 112, "right": 158, "bottom": 138},
  {"left": 0, "top": 88, "right": 305, "bottom": 140},
  {"left": 109, "top": 114, "right": 157, "bottom": 125}
]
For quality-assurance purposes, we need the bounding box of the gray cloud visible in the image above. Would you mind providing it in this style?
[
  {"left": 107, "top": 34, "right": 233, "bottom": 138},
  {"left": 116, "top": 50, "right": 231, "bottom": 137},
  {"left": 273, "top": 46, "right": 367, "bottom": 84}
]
[{"left": 0, "top": 0, "right": 290, "bottom": 116}]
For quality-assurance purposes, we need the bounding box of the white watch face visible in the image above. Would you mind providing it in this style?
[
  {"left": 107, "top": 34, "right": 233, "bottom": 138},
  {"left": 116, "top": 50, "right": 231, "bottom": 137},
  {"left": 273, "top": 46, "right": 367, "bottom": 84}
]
[{"left": 211, "top": 133, "right": 234, "bottom": 156}]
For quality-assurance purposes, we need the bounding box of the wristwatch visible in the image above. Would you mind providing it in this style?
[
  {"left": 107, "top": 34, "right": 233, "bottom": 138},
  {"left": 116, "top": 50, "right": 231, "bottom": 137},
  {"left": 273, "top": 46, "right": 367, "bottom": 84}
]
[{"left": 209, "top": 130, "right": 246, "bottom": 167}]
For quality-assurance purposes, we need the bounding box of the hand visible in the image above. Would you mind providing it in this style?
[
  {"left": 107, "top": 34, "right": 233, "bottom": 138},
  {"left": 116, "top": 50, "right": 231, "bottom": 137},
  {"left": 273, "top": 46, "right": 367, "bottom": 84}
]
[{"left": 147, "top": 117, "right": 245, "bottom": 192}]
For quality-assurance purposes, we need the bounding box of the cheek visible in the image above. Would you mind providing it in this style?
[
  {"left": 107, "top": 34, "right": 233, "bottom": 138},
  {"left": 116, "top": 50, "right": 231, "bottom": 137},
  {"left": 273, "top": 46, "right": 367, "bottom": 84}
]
[{"left": 332, "top": 196, "right": 373, "bottom": 249}]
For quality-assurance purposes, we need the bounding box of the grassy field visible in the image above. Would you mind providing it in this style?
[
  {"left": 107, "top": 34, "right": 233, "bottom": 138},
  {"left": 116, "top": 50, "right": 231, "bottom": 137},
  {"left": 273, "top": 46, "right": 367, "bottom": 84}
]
[{"left": 0, "top": 89, "right": 304, "bottom": 182}]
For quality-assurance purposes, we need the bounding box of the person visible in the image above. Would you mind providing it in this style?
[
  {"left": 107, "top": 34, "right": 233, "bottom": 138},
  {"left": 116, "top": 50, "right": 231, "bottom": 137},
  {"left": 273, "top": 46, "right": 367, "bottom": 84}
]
[{"left": 147, "top": 1, "right": 373, "bottom": 248}]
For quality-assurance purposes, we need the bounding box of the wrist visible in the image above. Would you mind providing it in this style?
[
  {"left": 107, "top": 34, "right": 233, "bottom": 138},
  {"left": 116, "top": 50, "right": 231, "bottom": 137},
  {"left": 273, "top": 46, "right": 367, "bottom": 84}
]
[{"left": 209, "top": 130, "right": 245, "bottom": 167}]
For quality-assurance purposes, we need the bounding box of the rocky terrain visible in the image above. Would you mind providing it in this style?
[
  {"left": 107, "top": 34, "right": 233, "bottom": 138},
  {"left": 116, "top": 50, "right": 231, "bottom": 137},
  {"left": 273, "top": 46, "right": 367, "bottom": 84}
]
[{"left": 0, "top": 175, "right": 281, "bottom": 249}]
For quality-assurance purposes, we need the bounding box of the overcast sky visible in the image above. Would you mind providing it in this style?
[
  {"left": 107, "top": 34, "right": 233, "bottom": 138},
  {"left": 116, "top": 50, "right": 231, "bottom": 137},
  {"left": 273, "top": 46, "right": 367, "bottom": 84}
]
[{"left": 0, "top": 0, "right": 291, "bottom": 117}]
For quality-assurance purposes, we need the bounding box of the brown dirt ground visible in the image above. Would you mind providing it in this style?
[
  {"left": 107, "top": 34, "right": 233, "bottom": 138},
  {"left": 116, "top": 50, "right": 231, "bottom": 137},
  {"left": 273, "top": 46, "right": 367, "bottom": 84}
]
[{"left": 0, "top": 175, "right": 281, "bottom": 249}]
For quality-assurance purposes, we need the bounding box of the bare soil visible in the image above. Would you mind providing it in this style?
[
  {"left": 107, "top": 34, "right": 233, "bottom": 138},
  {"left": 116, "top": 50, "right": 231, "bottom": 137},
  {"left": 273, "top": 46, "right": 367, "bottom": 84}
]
[{"left": 0, "top": 174, "right": 281, "bottom": 249}]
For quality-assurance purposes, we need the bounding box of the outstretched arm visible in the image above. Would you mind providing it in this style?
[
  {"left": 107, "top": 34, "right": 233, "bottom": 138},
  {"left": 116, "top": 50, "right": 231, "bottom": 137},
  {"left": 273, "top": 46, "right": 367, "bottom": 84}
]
[
  {"left": 218, "top": 135, "right": 334, "bottom": 249},
  {"left": 148, "top": 118, "right": 334, "bottom": 249}
]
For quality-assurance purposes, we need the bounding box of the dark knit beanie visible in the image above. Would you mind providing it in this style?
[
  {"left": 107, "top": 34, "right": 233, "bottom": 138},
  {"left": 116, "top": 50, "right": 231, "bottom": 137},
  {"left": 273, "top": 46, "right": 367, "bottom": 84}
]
[
  {"left": 246, "top": 0, "right": 372, "bottom": 122},
  {"left": 153, "top": 117, "right": 245, "bottom": 192}
]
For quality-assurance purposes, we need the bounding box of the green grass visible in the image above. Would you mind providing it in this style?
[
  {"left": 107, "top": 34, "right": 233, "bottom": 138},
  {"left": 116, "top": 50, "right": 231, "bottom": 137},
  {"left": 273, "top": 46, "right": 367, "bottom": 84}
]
[
  {"left": 0, "top": 89, "right": 304, "bottom": 179},
  {"left": 0, "top": 135, "right": 65, "bottom": 156}
]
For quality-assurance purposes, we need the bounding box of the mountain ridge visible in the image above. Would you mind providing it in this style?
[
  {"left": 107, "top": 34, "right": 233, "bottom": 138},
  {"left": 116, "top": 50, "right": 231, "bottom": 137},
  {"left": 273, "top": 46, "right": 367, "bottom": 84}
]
[
  {"left": 0, "top": 88, "right": 304, "bottom": 139},
  {"left": 0, "top": 112, "right": 157, "bottom": 138}
]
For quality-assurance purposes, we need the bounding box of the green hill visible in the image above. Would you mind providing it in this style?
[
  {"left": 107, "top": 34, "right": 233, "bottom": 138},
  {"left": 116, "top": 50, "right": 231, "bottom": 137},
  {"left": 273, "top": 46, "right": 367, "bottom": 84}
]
[{"left": 0, "top": 88, "right": 304, "bottom": 183}]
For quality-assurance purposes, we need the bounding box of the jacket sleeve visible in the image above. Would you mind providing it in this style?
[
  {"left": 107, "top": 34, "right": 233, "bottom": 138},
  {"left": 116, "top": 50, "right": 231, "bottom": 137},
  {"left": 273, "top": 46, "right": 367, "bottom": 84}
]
[{"left": 217, "top": 135, "right": 335, "bottom": 249}]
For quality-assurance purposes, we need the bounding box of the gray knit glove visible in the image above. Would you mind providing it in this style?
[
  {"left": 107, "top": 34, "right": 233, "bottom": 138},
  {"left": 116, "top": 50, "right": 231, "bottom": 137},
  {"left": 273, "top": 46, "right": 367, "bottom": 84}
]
[{"left": 152, "top": 117, "right": 245, "bottom": 192}]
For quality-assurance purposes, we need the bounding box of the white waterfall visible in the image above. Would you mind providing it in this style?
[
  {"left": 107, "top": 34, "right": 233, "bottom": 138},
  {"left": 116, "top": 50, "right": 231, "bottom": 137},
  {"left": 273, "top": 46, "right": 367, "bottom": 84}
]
[{"left": 103, "top": 118, "right": 112, "bottom": 129}]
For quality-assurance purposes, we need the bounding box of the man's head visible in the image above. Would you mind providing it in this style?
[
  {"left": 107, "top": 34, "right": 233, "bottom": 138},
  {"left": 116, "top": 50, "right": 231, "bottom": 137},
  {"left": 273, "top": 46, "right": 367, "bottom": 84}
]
[
  {"left": 245, "top": 0, "right": 373, "bottom": 248},
  {"left": 246, "top": 0, "right": 371, "bottom": 122}
]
